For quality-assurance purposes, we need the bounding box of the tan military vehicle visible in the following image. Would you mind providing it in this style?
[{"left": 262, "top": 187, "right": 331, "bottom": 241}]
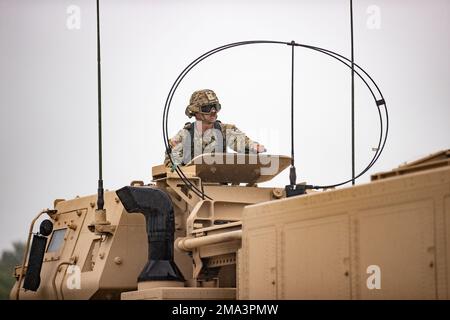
[
  {"left": 9, "top": 0, "right": 449, "bottom": 302},
  {"left": 9, "top": 149, "right": 450, "bottom": 300}
]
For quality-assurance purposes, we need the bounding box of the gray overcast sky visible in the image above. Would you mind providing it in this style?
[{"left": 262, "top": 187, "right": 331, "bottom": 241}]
[{"left": 0, "top": 0, "right": 449, "bottom": 252}]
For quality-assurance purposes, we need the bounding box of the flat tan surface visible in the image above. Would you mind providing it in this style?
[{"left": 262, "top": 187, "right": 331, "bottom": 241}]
[
  {"left": 121, "top": 287, "right": 236, "bottom": 300},
  {"left": 240, "top": 166, "right": 450, "bottom": 300},
  {"left": 184, "top": 153, "right": 291, "bottom": 184}
]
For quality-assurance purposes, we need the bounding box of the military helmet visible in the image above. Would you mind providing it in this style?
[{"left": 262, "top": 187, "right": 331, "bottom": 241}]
[{"left": 185, "top": 89, "right": 222, "bottom": 118}]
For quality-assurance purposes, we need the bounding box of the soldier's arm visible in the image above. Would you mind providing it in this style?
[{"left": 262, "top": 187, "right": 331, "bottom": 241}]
[
  {"left": 223, "top": 124, "right": 266, "bottom": 153},
  {"left": 164, "top": 129, "right": 186, "bottom": 167}
]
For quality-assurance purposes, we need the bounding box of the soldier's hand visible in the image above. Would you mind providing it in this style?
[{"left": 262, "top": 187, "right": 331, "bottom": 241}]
[{"left": 254, "top": 144, "right": 267, "bottom": 153}]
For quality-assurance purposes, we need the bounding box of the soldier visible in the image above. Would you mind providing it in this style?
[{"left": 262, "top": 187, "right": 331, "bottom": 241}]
[{"left": 165, "top": 89, "right": 266, "bottom": 168}]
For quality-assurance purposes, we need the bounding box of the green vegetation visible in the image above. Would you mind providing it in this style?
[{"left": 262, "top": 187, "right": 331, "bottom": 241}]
[{"left": 0, "top": 242, "right": 25, "bottom": 300}]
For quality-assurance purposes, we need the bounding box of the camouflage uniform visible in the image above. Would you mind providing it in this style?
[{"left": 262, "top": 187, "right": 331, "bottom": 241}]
[
  {"left": 165, "top": 89, "right": 263, "bottom": 167},
  {"left": 164, "top": 121, "right": 262, "bottom": 167}
]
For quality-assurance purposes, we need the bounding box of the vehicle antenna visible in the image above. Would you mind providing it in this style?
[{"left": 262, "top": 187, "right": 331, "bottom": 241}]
[
  {"left": 88, "top": 0, "right": 114, "bottom": 235},
  {"left": 96, "top": 0, "right": 104, "bottom": 211},
  {"left": 350, "top": 0, "right": 356, "bottom": 185}
]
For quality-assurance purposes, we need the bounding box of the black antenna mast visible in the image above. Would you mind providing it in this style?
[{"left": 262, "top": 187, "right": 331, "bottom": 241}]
[
  {"left": 289, "top": 41, "right": 296, "bottom": 186},
  {"left": 350, "top": 0, "right": 356, "bottom": 185},
  {"left": 96, "top": 0, "right": 104, "bottom": 211},
  {"left": 89, "top": 0, "right": 114, "bottom": 235}
]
